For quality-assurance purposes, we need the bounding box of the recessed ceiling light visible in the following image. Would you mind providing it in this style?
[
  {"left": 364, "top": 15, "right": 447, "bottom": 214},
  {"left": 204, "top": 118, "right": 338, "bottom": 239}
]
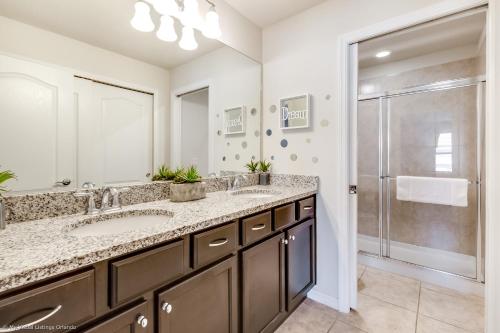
[{"left": 375, "top": 50, "right": 391, "bottom": 58}]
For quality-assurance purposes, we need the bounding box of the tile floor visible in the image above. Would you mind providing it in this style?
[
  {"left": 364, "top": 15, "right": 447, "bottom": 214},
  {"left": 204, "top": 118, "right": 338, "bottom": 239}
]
[{"left": 276, "top": 265, "right": 484, "bottom": 333}]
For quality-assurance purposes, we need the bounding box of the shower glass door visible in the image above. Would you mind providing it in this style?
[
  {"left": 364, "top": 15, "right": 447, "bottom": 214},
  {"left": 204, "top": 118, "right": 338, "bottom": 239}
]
[{"left": 387, "top": 85, "right": 480, "bottom": 279}]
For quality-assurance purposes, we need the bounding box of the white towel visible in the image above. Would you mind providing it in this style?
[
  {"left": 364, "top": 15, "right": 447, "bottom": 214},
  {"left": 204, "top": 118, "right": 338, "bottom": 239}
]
[{"left": 396, "top": 176, "right": 468, "bottom": 207}]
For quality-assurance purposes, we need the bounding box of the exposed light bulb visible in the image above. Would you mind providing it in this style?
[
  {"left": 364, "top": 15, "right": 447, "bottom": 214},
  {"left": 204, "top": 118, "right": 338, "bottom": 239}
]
[
  {"left": 157, "top": 15, "right": 178, "bottom": 42},
  {"left": 181, "top": 0, "right": 202, "bottom": 27},
  {"left": 375, "top": 50, "right": 391, "bottom": 58},
  {"left": 179, "top": 26, "right": 198, "bottom": 50},
  {"left": 202, "top": 6, "right": 221, "bottom": 39},
  {"left": 131, "top": 1, "right": 155, "bottom": 32},
  {"left": 152, "top": 0, "right": 179, "bottom": 16}
]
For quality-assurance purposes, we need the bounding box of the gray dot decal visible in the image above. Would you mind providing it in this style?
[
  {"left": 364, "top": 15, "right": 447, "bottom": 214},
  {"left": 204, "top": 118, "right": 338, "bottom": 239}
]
[
  {"left": 216, "top": 113, "right": 220, "bottom": 118},
  {"left": 235, "top": 154, "right": 240, "bottom": 160},
  {"left": 251, "top": 155, "right": 256, "bottom": 160},
  {"left": 325, "top": 94, "right": 331, "bottom": 100},
  {"left": 266, "top": 129, "right": 272, "bottom": 136},
  {"left": 312, "top": 157, "right": 319, "bottom": 164},
  {"left": 217, "top": 130, "right": 222, "bottom": 136},
  {"left": 306, "top": 138, "right": 311, "bottom": 143},
  {"left": 280, "top": 139, "right": 288, "bottom": 148},
  {"left": 320, "top": 119, "right": 330, "bottom": 127},
  {"left": 290, "top": 154, "right": 298, "bottom": 161},
  {"left": 222, "top": 156, "right": 226, "bottom": 161},
  {"left": 270, "top": 105, "right": 277, "bottom": 113},
  {"left": 254, "top": 130, "right": 260, "bottom": 137},
  {"left": 226, "top": 142, "right": 230, "bottom": 146},
  {"left": 251, "top": 108, "right": 257, "bottom": 116},
  {"left": 242, "top": 141, "right": 247, "bottom": 149},
  {"left": 271, "top": 155, "right": 275, "bottom": 160}
]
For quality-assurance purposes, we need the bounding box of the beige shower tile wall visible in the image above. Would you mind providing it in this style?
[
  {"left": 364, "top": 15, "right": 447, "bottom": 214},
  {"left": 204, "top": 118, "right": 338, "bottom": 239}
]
[{"left": 357, "top": 57, "right": 484, "bottom": 256}]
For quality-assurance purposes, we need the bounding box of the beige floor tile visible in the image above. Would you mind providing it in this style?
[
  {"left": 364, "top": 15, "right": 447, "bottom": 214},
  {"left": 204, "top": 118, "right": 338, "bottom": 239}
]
[
  {"left": 276, "top": 299, "right": 338, "bottom": 333},
  {"left": 422, "top": 282, "right": 484, "bottom": 299},
  {"left": 419, "top": 287, "right": 484, "bottom": 332},
  {"left": 358, "top": 267, "right": 420, "bottom": 311},
  {"left": 357, "top": 264, "right": 366, "bottom": 279},
  {"left": 417, "top": 314, "right": 474, "bottom": 333},
  {"left": 329, "top": 320, "right": 368, "bottom": 333},
  {"left": 338, "top": 294, "right": 417, "bottom": 333}
]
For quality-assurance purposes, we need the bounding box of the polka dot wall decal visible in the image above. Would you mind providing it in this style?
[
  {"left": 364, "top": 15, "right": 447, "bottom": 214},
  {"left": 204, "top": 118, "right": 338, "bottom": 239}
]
[
  {"left": 320, "top": 119, "right": 330, "bottom": 127},
  {"left": 325, "top": 94, "right": 331, "bottom": 100},
  {"left": 251, "top": 155, "right": 256, "bottom": 160},
  {"left": 266, "top": 129, "right": 273, "bottom": 136},
  {"left": 269, "top": 105, "right": 277, "bottom": 113},
  {"left": 312, "top": 157, "right": 319, "bottom": 164},
  {"left": 222, "top": 156, "right": 226, "bottom": 161},
  {"left": 271, "top": 155, "right": 275, "bottom": 160},
  {"left": 217, "top": 130, "right": 222, "bottom": 136},
  {"left": 235, "top": 154, "right": 240, "bottom": 160},
  {"left": 251, "top": 108, "right": 257, "bottom": 116},
  {"left": 242, "top": 141, "right": 247, "bottom": 149},
  {"left": 216, "top": 113, "right": 220, "bottom": 118},
  {"left": 254, "top": 130, "right": 260, "bottom": 137},
  {"left": 226, "top": 142, "right": 230, "bottom": 146},
  {"left": 306, "top": 138, "right": 311, "bottom": 143},
  {"left": 280, "top": 139, "right": 288, "bottom": 148},
  {"left": 290, "top": 154, "right": 298, "bottom": 161}
]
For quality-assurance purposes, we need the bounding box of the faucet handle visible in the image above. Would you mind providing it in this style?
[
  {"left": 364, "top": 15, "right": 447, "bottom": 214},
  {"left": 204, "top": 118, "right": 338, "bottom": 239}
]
[
  {"left": 73, "top": 189, "right": 99, "bottom": 215},
  {"left": 110, "top": 187, "right": 130, "bottom": 209}
]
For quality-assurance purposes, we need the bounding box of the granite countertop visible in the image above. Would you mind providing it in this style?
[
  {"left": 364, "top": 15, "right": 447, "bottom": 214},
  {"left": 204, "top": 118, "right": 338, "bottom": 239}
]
[{"left": 0, "top": 184, "right": 317, "bottom": 293}]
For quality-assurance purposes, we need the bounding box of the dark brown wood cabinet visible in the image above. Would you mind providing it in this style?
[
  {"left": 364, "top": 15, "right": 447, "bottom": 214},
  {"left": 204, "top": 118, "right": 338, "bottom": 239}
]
[
  {"left": 157, "top": 256, "right": 238, "bottom": 333},
  {"left": 81, "top": 301, "right": 149, "bottom": 333},
  {"left": 286, "top": 219, "right": 316, "bottom": 310},
  {"left": 0, "top": 196, "right": 316, "bottom": 333},
  {"left": 241, "top": 233, "right": 286, "bottom": 333}
]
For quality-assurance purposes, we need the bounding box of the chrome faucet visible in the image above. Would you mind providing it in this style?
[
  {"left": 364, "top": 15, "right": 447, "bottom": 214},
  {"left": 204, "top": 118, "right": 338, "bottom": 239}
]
[
  {"left": 227, "top": 174, "right": 248, "bottom": 191},
  {"left": 100, "top": 187, "right": 129, "bottom": 213},
  {"left": 74, "top": 182, "right": 99, "bottom": 215}
]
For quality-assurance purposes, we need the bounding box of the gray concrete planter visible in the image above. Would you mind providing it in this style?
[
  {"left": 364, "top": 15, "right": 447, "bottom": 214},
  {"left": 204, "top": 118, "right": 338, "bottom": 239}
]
[
  {"left": 259, "top": 173, "right": 270, "bottom": 185},
  {"left": 170, "top": 182, "right": 206, "bottom": 202}
]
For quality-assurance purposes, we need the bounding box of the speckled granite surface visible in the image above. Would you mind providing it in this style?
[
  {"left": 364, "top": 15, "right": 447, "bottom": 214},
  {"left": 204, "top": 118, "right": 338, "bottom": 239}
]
[{"left": 0, "top": 180, "right": 317, "bottom": 293}]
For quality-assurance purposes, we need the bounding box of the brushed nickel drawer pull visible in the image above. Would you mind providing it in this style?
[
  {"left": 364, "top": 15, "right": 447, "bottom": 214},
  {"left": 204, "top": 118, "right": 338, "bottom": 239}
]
[
  {"left": 0, "top": 305, "right": 62, "bottom": 332},
  {"left": 209, "top": 238, "right": 229, "bottom": 247},
  {"left": 137, "top": 315, "right": 148, "bottom": 328},
  {"left": 303, "top": 206, "right": 313, "bottom": 210},
  {"left": 251, "top": 224, "right": 266, "bottom": 231}
]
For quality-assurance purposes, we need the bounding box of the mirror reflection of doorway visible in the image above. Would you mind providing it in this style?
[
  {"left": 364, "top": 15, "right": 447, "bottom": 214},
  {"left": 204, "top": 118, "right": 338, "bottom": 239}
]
[{"left": 180, "top": 88, "right": 209, "bottom": 175}]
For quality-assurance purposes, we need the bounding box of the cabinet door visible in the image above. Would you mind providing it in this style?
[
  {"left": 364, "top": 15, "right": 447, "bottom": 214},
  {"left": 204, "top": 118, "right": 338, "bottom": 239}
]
[
  {"left": 158, "top": 256, "right": 237, "bottom": 333},
  {"left": 286, "top": 219, "right": 316, "bottom": 310},
  {"left": 242, "top": 233, "right": 286, "bottom": 333},
  {"left": 81, "top": 301, "right": 149, "bottom": 333}
]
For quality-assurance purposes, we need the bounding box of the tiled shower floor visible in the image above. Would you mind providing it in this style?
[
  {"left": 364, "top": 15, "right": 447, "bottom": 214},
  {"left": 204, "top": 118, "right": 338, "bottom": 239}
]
[{"left": 276, "top": 266, "right": 484, "bottom": 333}]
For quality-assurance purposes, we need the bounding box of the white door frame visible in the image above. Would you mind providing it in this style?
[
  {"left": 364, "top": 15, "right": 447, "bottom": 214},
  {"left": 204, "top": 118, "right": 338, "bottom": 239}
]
[
  {"left": 171, "top": 80, "right": 214, "bottom": 173},
  {"left": 336, "top": 0, "right": 492, "bottom": 315}
]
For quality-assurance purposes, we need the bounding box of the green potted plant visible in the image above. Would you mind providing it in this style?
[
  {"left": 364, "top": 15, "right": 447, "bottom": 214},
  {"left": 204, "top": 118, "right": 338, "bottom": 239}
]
[
  {"left": 170, "top": 166, "right": 206, "bottom": 202},
  {"left": 258, "top": 160, "right": 272, "bottom": 185},
  {"left": 152, "top": 165, "right": 179, "bottom": 181},
  {"left": 0, "top": 168, "right": 16, "bottom": 228},
  {"left": 244, "top": 160, "right": 259, "bottom": 173}
]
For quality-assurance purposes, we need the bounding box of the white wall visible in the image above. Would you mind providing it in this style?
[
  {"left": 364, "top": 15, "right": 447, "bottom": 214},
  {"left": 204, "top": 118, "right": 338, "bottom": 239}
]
[
  {"left": 181, "top": 89, "right": 209, "bottom": 175},
  {"left": 171, "top": 46, "right": 261, "bottom": 175},
  {"left": 262, "top": 0, "right": 442, "bottom": 306},
  {"left": 0, "top": 16, "right": 171, "bottom": 167}
]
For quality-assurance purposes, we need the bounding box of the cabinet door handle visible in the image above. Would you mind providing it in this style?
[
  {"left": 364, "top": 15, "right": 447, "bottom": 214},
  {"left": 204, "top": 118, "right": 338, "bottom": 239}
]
[
  {"left": 0, "top": 305, "right": 62, "bottom": 332},
  {"left": 289, "top": 235, "right": 296, "bottom": 241},
  {"left": 161, "top": 302, "right": 173, "bottom": 314},
  {"left": 251, "top": 224, "right": 266, "bottom": 231},
  {"left": 303, "top": 206, "right": 313, "bottom": 211},
  {"left": 281, "top": 239, "right": 288, "bottom": 245},
  {"left": 137, "top": 315, "right": 148, "bottom": 328},
  {"left": 209, "top": 238, "right": 229, "bottom": 247}
]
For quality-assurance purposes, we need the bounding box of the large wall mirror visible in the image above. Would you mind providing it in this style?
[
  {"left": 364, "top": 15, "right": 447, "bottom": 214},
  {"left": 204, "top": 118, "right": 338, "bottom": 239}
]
[{"left": 0, "top": 1, "right": 261, "bottom": 192}]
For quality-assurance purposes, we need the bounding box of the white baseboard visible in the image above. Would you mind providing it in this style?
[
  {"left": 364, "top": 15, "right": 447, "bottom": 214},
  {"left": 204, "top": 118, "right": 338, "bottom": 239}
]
[{"left": 307, "top": 288, "right": 340, "bottom": 311}]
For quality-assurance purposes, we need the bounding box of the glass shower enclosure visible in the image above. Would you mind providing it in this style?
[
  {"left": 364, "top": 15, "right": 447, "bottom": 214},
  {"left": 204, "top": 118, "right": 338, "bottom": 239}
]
[{"left": 357, "top": 77, "right": 486, "bottom": 281}]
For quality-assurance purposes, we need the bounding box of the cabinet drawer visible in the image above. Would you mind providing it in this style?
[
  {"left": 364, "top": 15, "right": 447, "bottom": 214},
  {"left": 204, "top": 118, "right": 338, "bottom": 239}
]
[
  {"left": 110, "top": 240, "right": 186, "bottom": 307},
  {"left": 81, "top": 301, "right": 149, "bottom": 333},
  {"left": 193, "top": 222, "right": 238, "bottom": 269},
  {"left": 298, "top": 197, "right": 315, "bottom": 221},
  {"left": 273, "top": 203, "right": 296, "bottom": 230},
  {"left": 241, "top": 211, "right": 272, "bottom": 246},
  {"left": 0, "top": 270, "right": 95, "bottom": 333}
]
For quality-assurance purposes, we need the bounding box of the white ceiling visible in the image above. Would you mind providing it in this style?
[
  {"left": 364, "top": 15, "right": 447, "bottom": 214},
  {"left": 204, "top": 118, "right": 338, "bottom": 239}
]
[
  {"left": 225, "top": 0, "right": 326, "bottom": 27},
  {"left": 0, "top": 0, "right": 223, "bottom": 69},
  {"left": 359, "top": 10, "right": 486, "bottom": 68}
]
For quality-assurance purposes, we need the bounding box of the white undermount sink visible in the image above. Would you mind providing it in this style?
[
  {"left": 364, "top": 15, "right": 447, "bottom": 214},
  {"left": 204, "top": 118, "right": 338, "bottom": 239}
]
[
  {"left": 230, "top": 189, "right": 279, "bottom": 199},
  {"left": 67, "top": 209, "right": 173, "bottom": 237}
]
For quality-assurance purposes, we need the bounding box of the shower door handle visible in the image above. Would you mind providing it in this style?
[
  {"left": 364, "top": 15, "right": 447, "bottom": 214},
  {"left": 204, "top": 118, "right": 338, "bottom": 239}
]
[{"left": 349, "top": 185, "right": 357, "bottom": 194}]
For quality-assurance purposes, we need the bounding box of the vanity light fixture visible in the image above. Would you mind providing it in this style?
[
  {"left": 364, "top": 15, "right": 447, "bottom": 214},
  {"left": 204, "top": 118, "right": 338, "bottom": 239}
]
[
  {"left": 131, "top": 0, "right": 222, "bottom": 51},
  {"left": 375, "top": 50, "right": 392, "bottom": 58}
]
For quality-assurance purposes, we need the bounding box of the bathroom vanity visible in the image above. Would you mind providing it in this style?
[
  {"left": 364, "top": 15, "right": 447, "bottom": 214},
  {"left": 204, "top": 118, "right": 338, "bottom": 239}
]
[{"left": 0, "top": 179, "right": 317, "bottom": 333}]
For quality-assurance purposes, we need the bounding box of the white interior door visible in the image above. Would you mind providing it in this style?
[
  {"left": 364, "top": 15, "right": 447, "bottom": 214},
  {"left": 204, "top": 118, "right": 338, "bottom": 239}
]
[
  {"left": 0, "top": 55, "right": 75, "bottom": 191},
  {"left": 76, "top": 78, "right": 153, "bottom": 187}
]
